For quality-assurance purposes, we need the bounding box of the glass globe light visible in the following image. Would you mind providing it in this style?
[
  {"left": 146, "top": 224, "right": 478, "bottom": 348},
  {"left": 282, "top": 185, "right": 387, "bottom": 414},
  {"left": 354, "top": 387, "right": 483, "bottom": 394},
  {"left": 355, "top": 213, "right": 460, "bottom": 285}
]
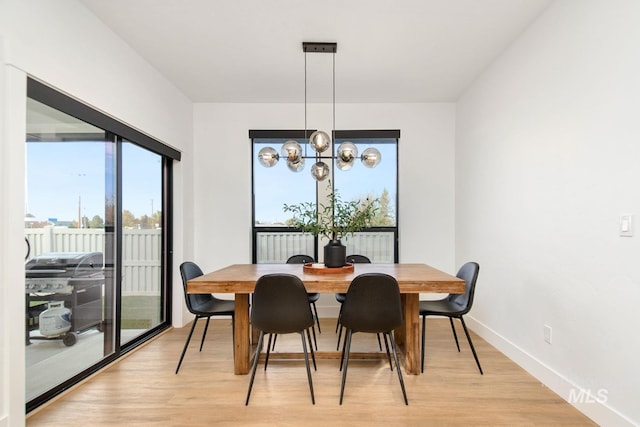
[
  {"left": 311, "top": 161, "right": 330, "bottom": 181},
  {"left": 258, "top": 146, "right": 279, "bottom": 167},
  {"left": 361, "top": 147, "right": 382, "bottom": 168},
  {"left": 281, "top": 140, "right": 302, "bottom": 163},
  {"left": 309, "top": 130, "right": 330, "bottom": 153},
  {"left": 287, "top": 157, "right": 305, "bottom": 172},
  {"left": 336, "top": 141, "right": 358, "bottom": 171}
]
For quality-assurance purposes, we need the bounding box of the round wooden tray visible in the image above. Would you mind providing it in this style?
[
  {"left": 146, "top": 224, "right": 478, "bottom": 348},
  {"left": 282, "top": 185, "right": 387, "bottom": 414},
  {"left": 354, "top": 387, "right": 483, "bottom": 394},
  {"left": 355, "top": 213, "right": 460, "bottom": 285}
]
[{"left": 303, "top": 263, "right": 354, "bottom": 274}]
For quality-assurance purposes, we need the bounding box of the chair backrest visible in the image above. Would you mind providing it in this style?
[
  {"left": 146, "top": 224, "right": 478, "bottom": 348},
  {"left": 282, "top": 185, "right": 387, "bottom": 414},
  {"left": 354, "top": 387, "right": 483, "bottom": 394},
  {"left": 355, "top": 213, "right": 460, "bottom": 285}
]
[
  {"left": 447, "top": 262, "right": 480, "bottom": 314},
  {"left": 286, "top": 254, "right": 315, "bottom": 264},
  {"left": 340, "top": 273, "right": 402, "bottom": 333},
  {"left": 251, "top": 273, "right": 315, "bottom": 334},
  {"left": 180, "top": 261, "right": 215, "bottom": 314},
  {"left": 346, "top": 254, "right": 371, "bottom": 264}
]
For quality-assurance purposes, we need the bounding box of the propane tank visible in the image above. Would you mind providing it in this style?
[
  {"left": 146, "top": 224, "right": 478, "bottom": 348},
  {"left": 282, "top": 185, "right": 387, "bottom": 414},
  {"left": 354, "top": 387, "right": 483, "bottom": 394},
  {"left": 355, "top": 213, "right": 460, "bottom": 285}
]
[{"left": 39, "top": 301, "right": 72, "bottom": 337}]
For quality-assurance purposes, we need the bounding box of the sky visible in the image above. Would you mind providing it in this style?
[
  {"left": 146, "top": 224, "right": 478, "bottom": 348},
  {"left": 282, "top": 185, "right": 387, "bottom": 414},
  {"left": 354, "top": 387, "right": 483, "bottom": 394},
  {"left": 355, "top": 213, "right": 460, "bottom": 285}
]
[
  {"left": 25, "top": 138, "right": 395, "bottom": 226},
  {"left": 26, "top": 142, "right": 161, "bottom": 222},
  {"left": 253, "top": 140, "right": 397, "bottom": 224}
]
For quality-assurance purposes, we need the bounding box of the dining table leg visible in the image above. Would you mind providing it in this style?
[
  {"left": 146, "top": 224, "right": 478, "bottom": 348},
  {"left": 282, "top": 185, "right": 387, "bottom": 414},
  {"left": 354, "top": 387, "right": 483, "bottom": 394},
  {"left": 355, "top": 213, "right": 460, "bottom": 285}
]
[
  {"left": 397, "top": 293, "right": 420, "bottom": 375},
  {"left": 234, "top": 293, "right": 250, "bottom": 374}
]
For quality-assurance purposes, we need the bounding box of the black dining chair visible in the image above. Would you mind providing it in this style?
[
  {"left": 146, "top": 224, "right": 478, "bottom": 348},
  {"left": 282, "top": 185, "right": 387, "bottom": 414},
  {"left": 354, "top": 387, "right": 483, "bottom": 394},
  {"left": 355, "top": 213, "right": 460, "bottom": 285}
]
[
  {"left": 335, "top": 255, "right": 371, "bottom": 322},
  {"left": 267, "top": 254, "right": 320, "bottom": 351},
  {"left": 420, "top": 261, "right": 482, "bottom": 374},
  {"left": 339, "top": 273, "right": 408, "bottom": 405},
  {"left": 245, "top": 273, "right": 317, "bottom": 405},
  {"left": 176, "top": 261, "right": 235, "bottom": 374},
  {"left": 335, "top": 255, "right": 384, "bottom": 351},
  {"left": 286, "top": 254, "right": 321, "bottom": 349}
]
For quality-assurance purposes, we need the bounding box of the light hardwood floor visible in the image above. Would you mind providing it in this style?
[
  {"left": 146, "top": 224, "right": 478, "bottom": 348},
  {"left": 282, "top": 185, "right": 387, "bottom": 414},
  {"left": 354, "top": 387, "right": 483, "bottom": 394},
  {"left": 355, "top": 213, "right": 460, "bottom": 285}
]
[{"left": 27, "top": 318, "right": 596, "bottom": 426}]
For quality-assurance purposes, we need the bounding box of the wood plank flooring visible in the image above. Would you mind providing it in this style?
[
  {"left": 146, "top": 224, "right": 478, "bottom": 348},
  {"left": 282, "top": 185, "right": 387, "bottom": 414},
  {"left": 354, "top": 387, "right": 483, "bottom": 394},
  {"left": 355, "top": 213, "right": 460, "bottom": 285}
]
[{"left": 27, "top": 318, "right": 596, "bottom": 426}]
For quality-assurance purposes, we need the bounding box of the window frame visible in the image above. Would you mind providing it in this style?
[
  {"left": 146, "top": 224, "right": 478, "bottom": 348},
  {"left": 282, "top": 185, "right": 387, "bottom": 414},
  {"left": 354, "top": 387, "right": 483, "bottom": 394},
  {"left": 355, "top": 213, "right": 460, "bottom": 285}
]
[{"left": 250, "top": 129, "right": 399, "bottom": 263}]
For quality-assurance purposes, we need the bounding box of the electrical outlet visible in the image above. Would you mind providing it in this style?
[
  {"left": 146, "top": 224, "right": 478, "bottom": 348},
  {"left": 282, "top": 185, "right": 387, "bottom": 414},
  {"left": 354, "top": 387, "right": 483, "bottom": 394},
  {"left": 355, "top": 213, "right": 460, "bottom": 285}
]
[{"left": 544, "top": 325, "right": 552, "bottom": 344}]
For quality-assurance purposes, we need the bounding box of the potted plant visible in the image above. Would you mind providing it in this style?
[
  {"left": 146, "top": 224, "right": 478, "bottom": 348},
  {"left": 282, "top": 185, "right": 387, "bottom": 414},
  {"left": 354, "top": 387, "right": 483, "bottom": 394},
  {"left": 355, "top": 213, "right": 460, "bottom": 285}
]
[{"left": 283, "top": 183, "right": 379, "bottom": 267}]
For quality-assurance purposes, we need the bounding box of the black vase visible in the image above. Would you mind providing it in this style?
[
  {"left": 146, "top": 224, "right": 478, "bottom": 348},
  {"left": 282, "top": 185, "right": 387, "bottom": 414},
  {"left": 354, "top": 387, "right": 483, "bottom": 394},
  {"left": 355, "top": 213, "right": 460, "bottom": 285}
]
[{"left": 324, "top": 240, "right": 346, "bottom": 268}]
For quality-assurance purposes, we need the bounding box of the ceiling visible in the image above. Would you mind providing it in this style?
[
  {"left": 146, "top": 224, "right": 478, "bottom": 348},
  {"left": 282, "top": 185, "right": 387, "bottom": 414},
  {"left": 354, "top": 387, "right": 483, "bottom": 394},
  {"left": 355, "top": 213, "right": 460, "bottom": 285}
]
[{"left": 80, "top": 0, "right": 553, "bottom": 103}]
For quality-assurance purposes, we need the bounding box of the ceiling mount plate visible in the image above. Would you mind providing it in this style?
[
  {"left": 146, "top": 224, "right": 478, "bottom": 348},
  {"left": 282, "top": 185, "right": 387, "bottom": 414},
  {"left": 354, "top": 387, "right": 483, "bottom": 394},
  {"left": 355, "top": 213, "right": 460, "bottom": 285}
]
[{"left": 302, "top": 42, "right": 337, "bottom": 53}]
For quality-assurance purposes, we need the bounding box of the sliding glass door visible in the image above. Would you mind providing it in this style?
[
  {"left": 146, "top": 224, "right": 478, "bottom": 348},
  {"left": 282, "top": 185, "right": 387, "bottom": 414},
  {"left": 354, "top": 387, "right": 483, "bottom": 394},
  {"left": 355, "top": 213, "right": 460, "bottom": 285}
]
[
  {"left": 25, "top": 79, "right": 177, "bottom": 411},
  {"left": 120, "top": 141, "right": 164, "bottom": 345},
  {"left": 25, "top": 98, "right": 117, "bottom": 403}
]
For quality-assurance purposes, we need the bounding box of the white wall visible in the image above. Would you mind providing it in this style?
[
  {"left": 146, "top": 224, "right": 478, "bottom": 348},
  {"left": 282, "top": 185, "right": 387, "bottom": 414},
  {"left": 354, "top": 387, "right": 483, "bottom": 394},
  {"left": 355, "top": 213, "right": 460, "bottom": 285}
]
[
  {"left": 193, "top": 102, "right": 457, "bottom": 315},
  {"left": 456, "top": 0, "right": 640, "bottom": 425},
  {"left": 0, "top": 1, "right": 193, "bottom": 425},
  {"left": 1, "top": 50, "right": 28, "bottom": 427}
]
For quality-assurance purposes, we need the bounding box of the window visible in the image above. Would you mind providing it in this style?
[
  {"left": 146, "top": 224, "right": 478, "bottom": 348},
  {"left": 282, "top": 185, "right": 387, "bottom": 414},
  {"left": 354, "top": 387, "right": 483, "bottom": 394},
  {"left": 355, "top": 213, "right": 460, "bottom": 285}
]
[
  {"left": 25, "top": 78, "right": 179, "bottom": 412},
  {"left": 333, "top": 131, "right": 398, "bottom": 262},
  {"left": 251, "top": 131, "right": 317, "bottom": 262},
  {"left": 251, "top": 129, "right": 399, "bottom": 263}
]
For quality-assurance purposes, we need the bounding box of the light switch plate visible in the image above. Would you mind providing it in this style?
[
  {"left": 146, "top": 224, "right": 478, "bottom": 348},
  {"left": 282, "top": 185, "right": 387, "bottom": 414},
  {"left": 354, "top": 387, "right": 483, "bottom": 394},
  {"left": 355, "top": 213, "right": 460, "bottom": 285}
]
[
  {"left": 544, "top": 325, "right": 552, "bottom": 344},
  {"left": 620, "top": 214, "right": 633, "bottom": 237}
]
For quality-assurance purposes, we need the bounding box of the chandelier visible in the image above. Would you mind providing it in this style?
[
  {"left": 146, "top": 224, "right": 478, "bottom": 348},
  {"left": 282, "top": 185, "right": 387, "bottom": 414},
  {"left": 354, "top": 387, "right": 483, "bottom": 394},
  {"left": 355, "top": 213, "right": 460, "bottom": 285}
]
[{"left": 257, "top": 42, "right": 382, "bottom": 181}]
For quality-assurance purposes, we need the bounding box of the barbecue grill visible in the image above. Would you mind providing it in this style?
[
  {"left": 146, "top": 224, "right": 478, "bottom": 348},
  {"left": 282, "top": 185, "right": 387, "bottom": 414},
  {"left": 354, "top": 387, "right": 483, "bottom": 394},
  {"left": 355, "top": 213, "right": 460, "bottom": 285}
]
[{"left": 25, "top": 252, "right": 105, "bottom": 346}]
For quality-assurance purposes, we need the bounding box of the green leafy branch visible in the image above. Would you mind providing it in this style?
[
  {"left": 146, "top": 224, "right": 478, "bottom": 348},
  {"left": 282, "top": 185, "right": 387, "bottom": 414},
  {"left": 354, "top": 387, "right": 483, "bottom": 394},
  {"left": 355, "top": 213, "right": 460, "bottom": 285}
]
[{"left": 283, "top": 183, "right": 380, "bottom": 241}]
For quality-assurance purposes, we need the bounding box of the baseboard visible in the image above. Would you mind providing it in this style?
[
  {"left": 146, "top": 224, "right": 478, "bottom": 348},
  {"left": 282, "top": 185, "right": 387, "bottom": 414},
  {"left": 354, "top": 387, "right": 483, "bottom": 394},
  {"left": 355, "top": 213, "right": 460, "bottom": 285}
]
[{"left": 465, "top": 316, "right": 635, "bottom": 427}]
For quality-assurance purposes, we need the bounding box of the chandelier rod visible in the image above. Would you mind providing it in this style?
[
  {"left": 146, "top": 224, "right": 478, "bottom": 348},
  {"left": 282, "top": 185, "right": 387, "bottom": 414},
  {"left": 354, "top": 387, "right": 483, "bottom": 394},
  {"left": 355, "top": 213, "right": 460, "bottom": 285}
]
[
  {"left": 304, "top": 50, "right": 307, "bottom": 140},
  {"left": 332, "top": 50, "right": 336, "bottom": 142}
]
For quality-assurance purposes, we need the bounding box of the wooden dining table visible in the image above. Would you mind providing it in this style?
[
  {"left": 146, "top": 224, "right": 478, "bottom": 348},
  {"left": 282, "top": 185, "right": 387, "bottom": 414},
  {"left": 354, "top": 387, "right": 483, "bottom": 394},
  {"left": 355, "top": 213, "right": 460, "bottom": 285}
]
[{"left": 187, "top": 263, "right": 465, "bottom": 375}]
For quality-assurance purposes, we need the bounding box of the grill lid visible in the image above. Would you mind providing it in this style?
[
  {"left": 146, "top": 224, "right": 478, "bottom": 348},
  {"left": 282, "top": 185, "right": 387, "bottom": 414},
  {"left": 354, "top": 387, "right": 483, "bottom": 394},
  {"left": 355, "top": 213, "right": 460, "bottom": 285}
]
[{"left": 26, "top": 252, "right": 104, "bottom": 278}]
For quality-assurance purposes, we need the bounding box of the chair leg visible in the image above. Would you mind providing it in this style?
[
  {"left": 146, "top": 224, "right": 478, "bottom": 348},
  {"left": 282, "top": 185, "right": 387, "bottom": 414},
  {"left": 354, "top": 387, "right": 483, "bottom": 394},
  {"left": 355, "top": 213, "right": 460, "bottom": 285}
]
[
  {"left": 449, "top": 317, "right": 460, "bottom": 352},
  {"left": 306, "top": 328, "right": 317, "bottom": 370},
  {"left": 175, "top": 317, "right": 199, "bottom": 374},
  {"left": 383, "top": 333, "right": 392, "bottom": 371},
  {"left": 245, "top": 331, "right": 264, "bottom": 405},
  {"left": 421, "top": 315, "right": 426, "bottom": 373},
  {"left": 311, "top": 302, "right": 321, "bottom": 333},
  {"left": 459, "top": 316, "right": 483, "bottom": 375},
  {"left": 339, "top": 329, "right": 353, "bottom": 404},
  {"left": 300, "top": 331, "right": 315, "bottom": 404},
  {"left": 388, "top": 332, "right": 409, "bottom": 405},
  {"left": 336, "top": 325, "right": 344, "bottom": 350},
  {"left": 199, "top": 317, "right": 211, "bottom": 351},
  {"left": 376, "top": 333, "right": 383, "bottom": 351},
  {"left": 271, "top": 333, "right": 278, "bottom": 350},
  {"left": 310, "top": 323, "right": 318, "bottom": 351},
  {"left": 335, "top": 303, "right": 343, "bottom": 333},
  {"left": 339, "top": 326, "right": 348, "bottom": 371},
  {"left": 264, "top": 333, "right": 273, "bottom": 370}
]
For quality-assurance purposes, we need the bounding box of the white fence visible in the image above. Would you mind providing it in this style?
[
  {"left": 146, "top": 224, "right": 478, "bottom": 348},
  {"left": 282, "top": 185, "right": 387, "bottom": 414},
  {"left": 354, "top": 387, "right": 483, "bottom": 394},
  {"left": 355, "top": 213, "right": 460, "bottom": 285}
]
[
  {"left": 256, "top": 230, "right": 396, "bottom": 263},
  {"left": 25, "top": 228, "right": 396, "bottom": 294},
  {"left": 25, "top": 227, "right": 161, "bottom": 296}
]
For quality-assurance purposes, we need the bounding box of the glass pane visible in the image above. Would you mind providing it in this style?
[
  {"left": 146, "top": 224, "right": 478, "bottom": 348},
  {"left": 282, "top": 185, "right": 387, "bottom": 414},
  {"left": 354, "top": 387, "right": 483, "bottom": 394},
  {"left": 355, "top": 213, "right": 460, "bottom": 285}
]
[
  {"left": 25, "top": 99, "right": 116, "bottom": 402},
  {"left": 341, "top": 231, "right": 396, "bottom": 263},
  {"left": 334, "top": 138, "right": 397, "bottom": 227},
  {"left": 253, "top": 135, "right": 398, "bottom": 264},
  {"left": 255, "top": 231, "right": 315, "bottom": 263},
  {"left": 253, "top": 139, "right": 316, "bottom": 226},
  {"left": 120, "top": 142, "right": 163, "bottom": 344}
]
